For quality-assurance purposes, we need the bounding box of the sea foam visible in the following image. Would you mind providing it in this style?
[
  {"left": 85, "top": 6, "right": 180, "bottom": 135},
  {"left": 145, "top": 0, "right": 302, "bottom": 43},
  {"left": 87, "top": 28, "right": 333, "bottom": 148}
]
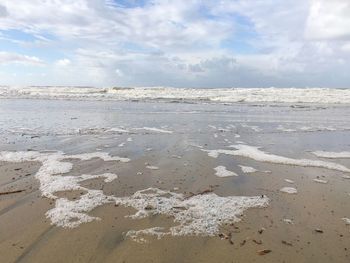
[
  {"left": 312, "top": 151, "right": 350, "bottom": 159},
  {"left": 203, "top": 144, "right": 350, "bottom": 173},
  {"left": 0, "top": 150, "right": 268, "bottom": 237},
  {"left": 1, "top": 86, "right": 350, "bottom": 104},
  {"left": 214, "top": 166, "right": 238, "bottom": 177},
  {"left": 117, "top": 188, "right": 269, "bottom": 238},
  {"left": 0, "top": 151, "right": 127, "bottom": 227}
]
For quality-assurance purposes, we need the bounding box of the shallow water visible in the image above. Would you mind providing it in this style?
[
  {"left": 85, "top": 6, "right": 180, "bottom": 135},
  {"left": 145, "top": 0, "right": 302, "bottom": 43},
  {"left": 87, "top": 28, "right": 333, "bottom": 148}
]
[{"left": 0, "top": 99, "right": 349, "bottom": 262}]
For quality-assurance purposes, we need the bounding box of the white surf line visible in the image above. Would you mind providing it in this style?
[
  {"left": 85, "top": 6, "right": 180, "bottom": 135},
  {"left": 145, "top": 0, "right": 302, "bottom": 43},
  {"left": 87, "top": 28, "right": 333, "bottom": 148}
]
[
  {"left": 0, "top": 151, "right": 129, "bottom": 228},
  {"left": 133, "top": 127, "right": 173, "bottom": 134},
  {"left": 241, "top": 124, "right": 262, "bottom": 132},
  {"left": 312, "top": 151, "right": 350, "bottom": 159},
  {"left": 106, "top": 127, "right": 130, "bottom": 133},
  {"left": 214, "top": 166, "right": 238, "bottom": 177},
  {"left": 202, "top": 144, "right": 350, "bottom": 173},
  {"left": 189, "top": 143, "right": 204, "bottom": 149},
  {"left": 239, "top": 165, "right": 258, "bottom": 174},
  {"left": 277, "top": 125, "right": 297, "bottom": 132},
  {"left": 313, "top": 178, "right": 328, "bottom": 184},
  {"left": 280, "top": 187, "right": 298, "bottom": 194},
  {"left": 116, "top": 188, "right": 269, "bottom": 239}
]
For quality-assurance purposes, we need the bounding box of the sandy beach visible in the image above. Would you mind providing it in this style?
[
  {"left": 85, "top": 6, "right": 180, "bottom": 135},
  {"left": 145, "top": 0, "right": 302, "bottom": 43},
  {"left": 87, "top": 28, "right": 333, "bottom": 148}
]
[
  {"left": 0, "top": 97, "right": 349, "bottom": 262},
  {"left": 1, "top": 0, "right": 350, "bottom": 261}
]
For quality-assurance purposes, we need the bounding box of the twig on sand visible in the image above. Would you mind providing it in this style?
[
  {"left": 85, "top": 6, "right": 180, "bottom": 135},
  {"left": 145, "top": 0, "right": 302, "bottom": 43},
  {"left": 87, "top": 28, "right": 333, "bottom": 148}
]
[{"left": 0, "top": 189, "right": 25, "bottom": 196}]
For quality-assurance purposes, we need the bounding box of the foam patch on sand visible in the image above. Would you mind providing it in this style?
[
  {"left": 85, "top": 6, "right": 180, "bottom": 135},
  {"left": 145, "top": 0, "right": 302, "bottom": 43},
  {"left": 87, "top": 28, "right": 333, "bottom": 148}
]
[
  {"left": 203, "top": 144, "right": 350, "bottom": 173},
  {"left": 313, "top": 178, "right": 328, "bottom": 184},
  {"left": 342, "top": 218, "right": 350, "bottom": 225},
  {"left": 0, "top": 151, "right": 269, "bottom": 237},
  {"left": 280, "top": 187, "right": 298, "bottom": 194},
  {"left": 312, "top": 151, "right": 350, "bottom": 159},
  {"left": 146, "top": 165, "right": 159, "bottom": 170},
  {"left": 214, "top": 166, "right": 238, "bottom": 177},
  {"left": 0, "top": 151, "right": 129, "bottom": 228},
  {"left": 47, "top": 189, "right": 116, "bottom": 228},
  {"left": 239, "top": 165, "right": 258, "bottom": 173},
  {"left": 126, "top": 227, "right": 166, "bottom": 243},
  {"left": 285, "top": 179, "right": 295, "bottom": 184},
  {"left": 116, "top": 188, "right": 269, "bottom": 238}
]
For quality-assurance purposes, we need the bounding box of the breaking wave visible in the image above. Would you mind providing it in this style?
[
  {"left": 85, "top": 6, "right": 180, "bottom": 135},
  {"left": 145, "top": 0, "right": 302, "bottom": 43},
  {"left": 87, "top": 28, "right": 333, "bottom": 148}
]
[{"left": 1, "top": 86, "right": 350, "bottom": 104}]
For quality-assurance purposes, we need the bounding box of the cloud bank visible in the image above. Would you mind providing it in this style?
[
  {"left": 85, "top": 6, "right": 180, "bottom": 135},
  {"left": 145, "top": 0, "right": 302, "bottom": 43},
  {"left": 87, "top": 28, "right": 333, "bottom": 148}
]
[{"left": 0, "top": 0, "right": 349, "bottom": 87}]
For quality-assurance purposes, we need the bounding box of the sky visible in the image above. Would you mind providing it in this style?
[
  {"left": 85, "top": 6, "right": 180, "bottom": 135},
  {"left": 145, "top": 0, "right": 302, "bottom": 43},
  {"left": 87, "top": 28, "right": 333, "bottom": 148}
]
[{"left": 0, "top": 0, "right": 350, "bottom": 88}]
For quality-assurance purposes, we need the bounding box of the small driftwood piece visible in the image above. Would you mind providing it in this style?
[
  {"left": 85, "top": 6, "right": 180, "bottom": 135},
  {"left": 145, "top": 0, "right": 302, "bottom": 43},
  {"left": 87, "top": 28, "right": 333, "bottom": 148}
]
[{"left": 0, "top": 189, "right": 25, "bottom": 196}]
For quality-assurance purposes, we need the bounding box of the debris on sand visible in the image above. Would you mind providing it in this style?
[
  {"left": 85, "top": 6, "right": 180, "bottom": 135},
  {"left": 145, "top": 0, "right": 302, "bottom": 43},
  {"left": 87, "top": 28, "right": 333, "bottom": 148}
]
[
  {"left": 257, "top": 249, "right": 271, "bottom": 255},
  {"left": 253, "top": 239, "right": 262, "bottom": 245},
  {"left": 258, "top": 227, "right": 266, "bottom": 234},
  {"left": 281, "top": 240, "right": 293, "bottom": 246},
  {"left": 0, "top": 189, "right": 25, "bottom": 195},
  {"left": 283, "top": 218, "right": 294, "bottom": 224},
  {"left": 315, "top": 228, "right": 323, "bottom": 233}
]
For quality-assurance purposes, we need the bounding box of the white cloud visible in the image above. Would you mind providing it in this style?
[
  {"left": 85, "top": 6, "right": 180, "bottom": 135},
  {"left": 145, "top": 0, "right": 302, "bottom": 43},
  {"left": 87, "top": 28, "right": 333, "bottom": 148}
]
[
  {"left": 0, "top": 4, "right": 8, "bottom": 17},
  {"left": 115, "top": 68, "right": 123, "bottom": 77},
  {"left": 0, "top": 0, "right": 231, "bottom": 51},
  {"left": 0, "top": 51, "right": 44, "bottom": 66},
  {"left": 341, "top": 43, "right": 350, "bottom": 52},
  {"left": 305, "top": 0, "right": 350, "bottom": 40},
  {"left": 56, "top": 58, "right": 71, "bottom": 66}
]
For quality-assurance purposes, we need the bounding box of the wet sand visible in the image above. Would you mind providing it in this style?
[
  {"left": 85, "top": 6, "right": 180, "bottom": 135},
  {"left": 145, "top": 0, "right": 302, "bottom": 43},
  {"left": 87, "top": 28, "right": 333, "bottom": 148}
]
[{"left": 0, "top": 99, "right": 349, "bottom": 262}]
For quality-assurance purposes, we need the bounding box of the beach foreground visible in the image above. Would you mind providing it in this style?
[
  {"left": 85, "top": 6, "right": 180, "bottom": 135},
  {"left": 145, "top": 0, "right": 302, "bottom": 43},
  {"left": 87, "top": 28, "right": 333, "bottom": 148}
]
[{"left": 0, "top": 98, "right": 349, "bottom": 262}]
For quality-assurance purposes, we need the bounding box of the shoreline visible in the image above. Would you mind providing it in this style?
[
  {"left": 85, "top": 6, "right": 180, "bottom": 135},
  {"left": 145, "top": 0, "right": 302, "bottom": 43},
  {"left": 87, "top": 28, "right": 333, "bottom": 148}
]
[{"left": 0, "top": 99, "right": 349, "bottom": 262}]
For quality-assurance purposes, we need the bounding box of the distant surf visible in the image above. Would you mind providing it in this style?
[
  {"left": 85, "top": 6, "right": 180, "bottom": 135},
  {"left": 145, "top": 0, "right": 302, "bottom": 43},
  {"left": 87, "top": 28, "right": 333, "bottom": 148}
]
[{"left": 1, "top": 86, "right": 350, "bottom": 104}]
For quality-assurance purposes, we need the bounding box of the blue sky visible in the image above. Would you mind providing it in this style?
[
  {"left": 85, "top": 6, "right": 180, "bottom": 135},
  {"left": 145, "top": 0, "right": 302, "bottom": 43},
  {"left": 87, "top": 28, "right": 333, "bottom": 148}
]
[{"left": 0, "top": 0, "right": 350, "bottom": 87}]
